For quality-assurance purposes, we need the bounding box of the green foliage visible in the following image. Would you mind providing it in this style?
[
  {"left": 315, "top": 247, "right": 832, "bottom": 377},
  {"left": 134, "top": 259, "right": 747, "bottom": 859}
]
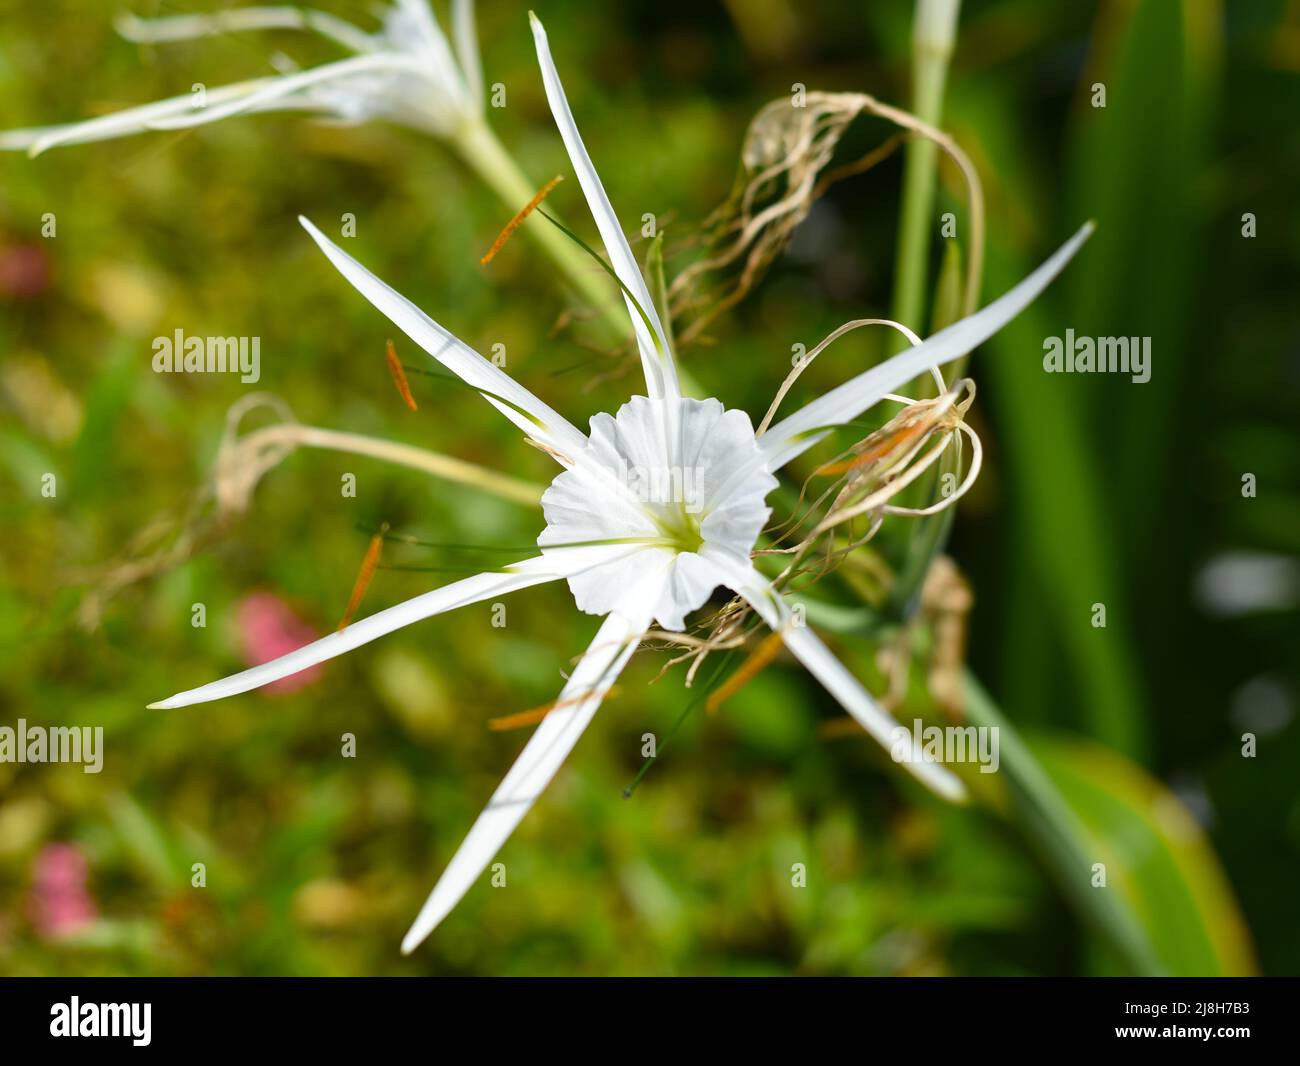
[{"left": 0, "top": 0, "right": 1291, "bottom": 976}]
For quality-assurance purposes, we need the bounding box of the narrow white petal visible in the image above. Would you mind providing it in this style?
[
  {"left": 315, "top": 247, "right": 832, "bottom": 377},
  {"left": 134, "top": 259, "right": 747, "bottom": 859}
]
[
  {"left": 725, "top": 564, "right": 967, "bottom": 802},
  {"left": 0, "top": 79, "right": 280, "bottom": 156},
  {"left": 397, "top": 0, "right": 451, "bottom": 56},
  {"left": 114, "top": 8, "right": 376, "bottom": 53},
  {"left": 452, "top": 0, "right": 484, "bottom": 110},
  {"left": 401, "top": 609, "right": 644, "bottom": 952},
  {"left": 391, "top": 0, "right": 464, "bottom": 103},
  {"left": 529, "top": 13, "right": 678, "bottom": 401},
  {"left": 759, "top": 223, "right": 1094, "bottom": 471},
  {"left": 298, "top": 216, "right": 590, "bottom": 459},
  {"left": 781, "top": 626, "right": 967, "bottom": 802},
  {"left": 148, "top": 555, "right": 571, "bottom": 710},
  {"left": 144, "top": 54, "right": 415, "bottom": 130}
]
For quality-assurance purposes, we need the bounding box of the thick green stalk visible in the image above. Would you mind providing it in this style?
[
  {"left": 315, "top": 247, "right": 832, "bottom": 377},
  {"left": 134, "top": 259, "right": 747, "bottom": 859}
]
[
  {"left": 878, "top": 2, "right": 966, "bottom": 620},
  {"left": 454, "top": 117, "right": 628, "bottom": 329},
  {"left": 276, "top": 425, "right": 544, "bottom": 507},
  {"left": 889, "top": 0, "right": 961, "bottom": 347},
  {"left": 963, "top": 674, "right": 1165, "bottom": 975}
]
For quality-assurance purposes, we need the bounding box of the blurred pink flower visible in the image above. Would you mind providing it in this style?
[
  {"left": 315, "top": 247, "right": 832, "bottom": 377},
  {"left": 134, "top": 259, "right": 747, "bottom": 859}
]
[
  {"left": 28, "top": 843, "right": 97, "bottom": 939},
  {"left": 235, "top": 592, "right": 323, "bottom": 693},
  {"left": 0, "top": 242, "right": 52, "bottom": 299}
]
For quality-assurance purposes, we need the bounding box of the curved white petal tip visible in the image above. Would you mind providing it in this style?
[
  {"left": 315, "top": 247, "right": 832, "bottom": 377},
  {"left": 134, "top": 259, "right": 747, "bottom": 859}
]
[{"left": 926, "top": 764, "right": 969, "bottom": 805}]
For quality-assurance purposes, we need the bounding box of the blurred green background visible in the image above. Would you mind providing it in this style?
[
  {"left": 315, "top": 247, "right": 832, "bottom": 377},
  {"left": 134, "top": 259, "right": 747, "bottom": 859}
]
[{"left": 1, "top": 0, "right": 1296, "bottom": 975}]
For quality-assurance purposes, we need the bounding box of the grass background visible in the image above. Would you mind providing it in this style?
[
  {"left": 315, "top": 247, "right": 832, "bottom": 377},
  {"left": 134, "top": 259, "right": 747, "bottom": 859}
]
[{"left": 0, "top": 0, "right": 1296, "bottom": 975}]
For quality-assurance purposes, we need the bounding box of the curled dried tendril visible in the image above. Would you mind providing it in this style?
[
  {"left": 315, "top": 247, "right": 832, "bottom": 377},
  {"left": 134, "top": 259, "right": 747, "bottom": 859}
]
[
  {"left": 75, "top": 394, "right": 296, "bottom": 629},
  {"left": 76, "top": 392, "right": 540, "bottom": 629},
  {"left": 658, "top": 317, "right": 982, "bottom": 693},
  {"left": 667, "top": 90, "right": 985, "bottom": 350},
  {"left": 646, "top": 89, "right": 988, "bottom": 687}
]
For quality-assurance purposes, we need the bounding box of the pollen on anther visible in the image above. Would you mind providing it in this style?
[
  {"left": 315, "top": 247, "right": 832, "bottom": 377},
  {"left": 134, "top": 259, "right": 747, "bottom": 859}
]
[
  {"left": 480, "top": 175, "right": 564, "bottom": 266},
  {"left": 385, "top": 339, "right": 418, "bottom": 412},
  {"left": 488, "top": 684, "right": 620, "bottom": 732},
  {"left": 338, "top": 524, "right": 387, "bottom": 632},
  {"left": 705, "top": 630, "right": 786, "bottom": 715}
]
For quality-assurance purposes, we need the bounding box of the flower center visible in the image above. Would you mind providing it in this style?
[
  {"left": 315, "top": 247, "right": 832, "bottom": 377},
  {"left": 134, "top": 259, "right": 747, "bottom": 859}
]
[
  {"left": 648, "top": 501, "right": 705, "bottom": 555},
  {"left": 537, "top": 395, "right": 779, "bottom": 630}
]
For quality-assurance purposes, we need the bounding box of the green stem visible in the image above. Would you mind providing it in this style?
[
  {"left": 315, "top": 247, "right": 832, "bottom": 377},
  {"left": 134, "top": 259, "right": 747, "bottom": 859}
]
[
  {"left": 454, "top": 118, "right": 625, "bottom": 329},
  {"left": 253, "top": 423, "right": 545, "bottom": 507},
  {"left": 877, "top": 1, "right": 966, "bottom": 620},
  {"left": 963, "top": 673, "right": 1165, "bottom": 975},
  {"left": 889, "top": 0, "right": 961, "bottom": 348}
]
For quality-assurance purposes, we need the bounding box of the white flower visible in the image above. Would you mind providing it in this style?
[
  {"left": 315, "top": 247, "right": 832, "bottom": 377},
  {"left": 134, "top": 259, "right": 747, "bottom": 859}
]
[
  {"left": 0, "top": 1, "right": 483, "bottom": 156},
  {"left": 148, "top": 14, "right": 1093, "bottom": 953}
]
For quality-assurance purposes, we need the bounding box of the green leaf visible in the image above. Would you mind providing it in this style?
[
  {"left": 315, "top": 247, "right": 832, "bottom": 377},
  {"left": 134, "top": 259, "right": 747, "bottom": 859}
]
[
  {"left": 951, "top": 78, "right": 1147, "bottom": 755},
  {"left": 929, "top": 238, "right": 965, "bottom": 336},
  {"left": 1030, "top": 735, "right": 1256, "bottom": 976},
  {"left": 963, "top": 675, "right": 1164, "bottom": 974},
  {"left": 1066, "top": 0, "right": 1219, "bottom": 524}
]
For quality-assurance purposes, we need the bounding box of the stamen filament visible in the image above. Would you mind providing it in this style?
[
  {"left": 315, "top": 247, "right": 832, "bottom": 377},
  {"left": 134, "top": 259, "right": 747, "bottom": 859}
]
[
  {"left": 385, "top": 339, "right": 419, "bottom": 411},
  {"left": 705, "top": 630, "right": 786, "bottom": 715},
  {"left": 480, "top": 174, "right": 564, "bottom": 266},
  {"left": 338, "top": 523, "right": 387, "bottom": 631},
  {"left": 487, "top": 685, "right": 622, "bottom": 732}
]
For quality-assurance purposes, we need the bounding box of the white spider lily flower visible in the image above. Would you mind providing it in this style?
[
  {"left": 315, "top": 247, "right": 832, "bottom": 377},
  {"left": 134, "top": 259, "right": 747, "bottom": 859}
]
[
  {"left": 148, "top": 13, "right": 1093, "bottom": 953},
  {"left": 0, "top": 0, "right": 483, "bottom": 156}
]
